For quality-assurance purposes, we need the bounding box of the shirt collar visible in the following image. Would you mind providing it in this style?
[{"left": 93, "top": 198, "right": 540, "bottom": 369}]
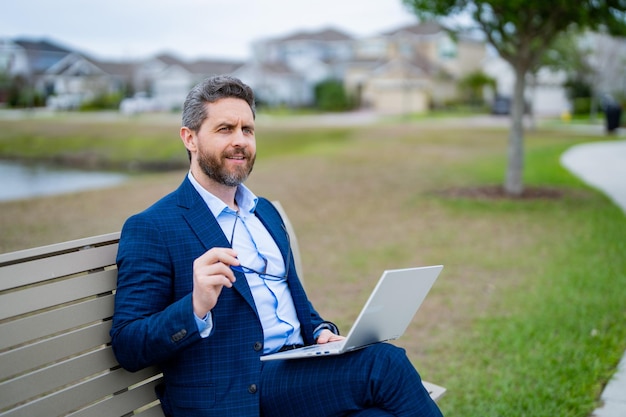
[{"left": 187, "top": 171, "right": 258, "bottom": 218}]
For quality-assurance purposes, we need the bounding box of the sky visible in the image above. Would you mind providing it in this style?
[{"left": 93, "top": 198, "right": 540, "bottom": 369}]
[{"left": 2, "top": 0, "right": 419, "bottom": 62}]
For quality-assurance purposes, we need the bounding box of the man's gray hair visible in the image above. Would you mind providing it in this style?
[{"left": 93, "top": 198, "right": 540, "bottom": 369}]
[{"left": 182, "top": 75, "right": 256, "bottom": 132}]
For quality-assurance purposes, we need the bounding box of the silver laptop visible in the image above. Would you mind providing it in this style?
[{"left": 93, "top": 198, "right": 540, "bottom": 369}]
[{"left": 260, "top": 265, "right": 443, "bottom": 361}]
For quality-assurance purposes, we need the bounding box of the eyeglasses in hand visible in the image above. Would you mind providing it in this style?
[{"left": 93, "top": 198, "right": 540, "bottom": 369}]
[{"left": 229, "top": 213, "right": 291, "bottom": 282}]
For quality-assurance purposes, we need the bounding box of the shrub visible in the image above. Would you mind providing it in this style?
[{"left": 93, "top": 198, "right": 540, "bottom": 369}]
[
  {"left": 314, "top": 80, "right": 355, "bottom": 112},
  {"left": 572, "top": 97, "right": 592, "bottom": 115},
  {"left": 80, "top": 92, "right": 124, "bottom": 111}
]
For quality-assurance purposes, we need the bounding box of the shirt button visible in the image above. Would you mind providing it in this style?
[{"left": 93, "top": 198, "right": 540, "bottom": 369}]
[
  {"left": 253, "top": 342, "right": 263, "bottom": 351},
  {"left": 248, "top": 384, "right": 257, "bottom": 394}
]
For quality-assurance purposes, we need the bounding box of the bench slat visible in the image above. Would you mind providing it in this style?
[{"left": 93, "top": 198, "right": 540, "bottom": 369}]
[
  {"left": 0, "top": 294, "right": 114, "bottom": 351},
  {"left": 0, "top": 243, "right": 118, "bottom": 292},
  {"left": 0, "top": 268, "right": 116, "bottom": 320},
  {"left": 0, "top": 232, "right": 120, "bottom": 266},
  {"left": 0, "top": 346, "right": 118, "bottom": 409},
  {"left": 0, "top": 269, "right": 117, "bottom": 320},
  {"left": 1, "top": 320, "right": 112, "bottom": 379},
  {"left": 67, "top": 378, "right": 162, "bottom": 417},
  {"left": 1, "top": 367, "right": 162, "bottom": 417},
  {"left": 135, "top": 404, "right": 167, "bottom": 417},
  {"left": 422, "top": 381, "right": 447, "bottom": 402}
]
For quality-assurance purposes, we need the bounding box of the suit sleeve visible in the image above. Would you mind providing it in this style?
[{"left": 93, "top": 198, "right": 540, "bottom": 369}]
[{"left": 110, "top": 213, "right": 201, "bottom": 372}]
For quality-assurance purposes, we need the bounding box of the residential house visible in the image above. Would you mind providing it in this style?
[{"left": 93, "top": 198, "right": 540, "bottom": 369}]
[
  {"left": 354, "top": 54, "right": 438, "bottom": 114},
  {"left": 233, "top": 61, "right": 307, "bottom": 107},
  {"left": 483, "top": 54, "right": 570, "bottom": 116},
  {"left": 0, "top": 38, "right": 71, "bottom": 78},
  {"left": 476, "top": 30, "right": 626, "bottom": 117},
  {"left": 133, "top": 54, "right": 243, "bottom": 111},
  {"left": 0, "top": 38, "right": 72, "bottom": 104},
  {"left": 346, "top": 22, "right": 487, "bottom": 114},
  {"left": 12, "top": 24, "right": 591, "bottom": 116},
  {"left": 1, "top": 38, "right": 243, "bottom": 111},
  {"left": 0, "top": 37, "right": 137, "bottom": 109},
  {"left": 0, "top": 38, "right": 26, "bottom": 77},
  {"left": 43, "top": 53, "right": 135, "bottom": 109},
  {"left": 247, "top": 28, "right": 355, "bottom": 106}
]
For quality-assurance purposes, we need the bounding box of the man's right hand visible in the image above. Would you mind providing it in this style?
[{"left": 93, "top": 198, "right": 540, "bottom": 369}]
[{"left": 192, "top": 247, "right": 239, "bottom": 318}]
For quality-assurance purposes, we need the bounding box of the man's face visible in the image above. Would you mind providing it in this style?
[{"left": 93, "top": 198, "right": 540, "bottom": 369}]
[{"left": 193, "top": 97, "right": 256, "bottom": 187}]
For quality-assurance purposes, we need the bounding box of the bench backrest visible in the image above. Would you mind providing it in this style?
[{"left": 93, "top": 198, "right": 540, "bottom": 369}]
[
  {"left": 0, "top": 202, "right": 443, "bottom": 417},
  {"left": 0, "top": 231, "right": 167, "bottom": 417},
  {"left": 0, "top": 202, "right": 300, "bottom": 417}
]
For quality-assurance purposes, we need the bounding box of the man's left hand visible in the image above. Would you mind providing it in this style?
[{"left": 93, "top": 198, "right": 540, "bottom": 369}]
[{"left": 316, "top": 329, "right": 345, "bottom": 344}]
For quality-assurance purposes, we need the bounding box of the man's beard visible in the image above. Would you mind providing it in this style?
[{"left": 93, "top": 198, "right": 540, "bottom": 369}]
[{"left": 198, "top": 147, "right": 255, "bottom": 187}]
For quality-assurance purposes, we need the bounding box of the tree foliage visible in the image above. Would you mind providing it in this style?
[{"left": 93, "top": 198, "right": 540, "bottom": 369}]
[
  {"left": 458, "top": 70, "right": 496, "bottom": 106},
  {"left": 404, "top": 0, "right": 626, "bottom": 70},
  {"left": 402, "top": 0, "right": 626, "bottom": 195}
]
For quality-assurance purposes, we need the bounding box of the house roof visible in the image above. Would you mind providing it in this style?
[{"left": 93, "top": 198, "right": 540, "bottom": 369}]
[
  {"left": 44, "top": 53, "right": 104, "bottom": 77},
  {"left": 152, "top": 53, "right": 243, "bottom": 75},
  {"left": 13, "top": 38, "right": 72, "bottom": 54},
  {"left": 93, "top": 60, "right": 136, "bottom": 78},
  {"left": 154, "top": 53, "right": 185, "bottom": 66},
  {"left": 383, "top": 21, "right": 444, "bottom": 37},
  {"left": 385, "top": 22, "right": 483, "bottom": 45},
  {"left": 236, "top": 60, "right": 296, "bottom": 75},
  {"left": 12, "top": 38, "right": 73, "bottom": 74},
  {"left": 373, "top": 54, "right": 433, "bottom": 78},
  {"left": 186, "top": 59, "right": 243, "bottom": 75},
  {"left": 257, "top": 61, "right": 295, "bottom": 75},
  {"left": 274, "top": 28, "right": 354, "bottom": 42}
]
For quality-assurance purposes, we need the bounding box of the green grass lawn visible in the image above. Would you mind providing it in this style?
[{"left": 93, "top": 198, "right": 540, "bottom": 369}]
[
  {"left": 0, "top": 113, "right": 624, "bottom": 416},
  {"left": 426, "top": 135, "right": 625, "bottom": 415}
]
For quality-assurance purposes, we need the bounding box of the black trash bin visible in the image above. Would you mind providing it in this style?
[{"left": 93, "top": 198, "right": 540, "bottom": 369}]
[{"left": 604, "top": 102, "right": 622, "bottom": 133}]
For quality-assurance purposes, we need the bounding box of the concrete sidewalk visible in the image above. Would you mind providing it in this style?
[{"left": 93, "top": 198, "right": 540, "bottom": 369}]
[
  {"left": 560, "top": 137, "right": 626, "bottom": 417},
  {"left": 561, "top": 139, "right": 626, "bottom": 212}
]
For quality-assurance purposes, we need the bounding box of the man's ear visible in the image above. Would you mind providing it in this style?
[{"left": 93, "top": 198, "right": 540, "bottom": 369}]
[{"left": 180, "top": 127, "right": 197, "bottom": 153}]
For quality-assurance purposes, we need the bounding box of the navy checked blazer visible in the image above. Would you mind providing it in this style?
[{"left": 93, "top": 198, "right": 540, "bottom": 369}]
[{"left": 110, "top": 177, "right": 329, "bottom": 416}]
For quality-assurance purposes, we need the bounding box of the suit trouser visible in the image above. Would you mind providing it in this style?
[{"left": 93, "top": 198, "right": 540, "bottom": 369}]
[{"left": 259, "top": 343, "right": 443, "bottom": 417}]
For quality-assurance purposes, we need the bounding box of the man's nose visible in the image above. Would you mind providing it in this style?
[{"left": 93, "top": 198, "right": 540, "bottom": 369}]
[{"left": 230, "top": 128, "right": 247, "bottom": 146}]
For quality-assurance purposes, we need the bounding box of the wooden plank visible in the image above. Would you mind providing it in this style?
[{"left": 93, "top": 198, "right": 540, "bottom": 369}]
[
  {"left": 0, "top": 243, "right": 118, "bottom": 292},
  {"left": 0, "top": 232, "right": 120, "bottom": 266},
  {"left": 135, "top": 404, "right": 167, "bottom": 417},
  {"left": 0, "top": 346, "right": 118, "bottom": 409},
  {"left": 422, "top": 380, "right": 447, "bottom": 402},
  {"left": 1, "top": 321, "right": 112, "bottom": 379},
  {"left": 67, "top": 378, "right": 162, "bottom": 417},
  {"left": 0, "top": 268, "right": 117, "bottom": 320},
  {"left": 1, "top": 367, "right": 162, "bottom": 417},
  {"left": 0, "top": 294, "right": 114, "bottom": 351}
]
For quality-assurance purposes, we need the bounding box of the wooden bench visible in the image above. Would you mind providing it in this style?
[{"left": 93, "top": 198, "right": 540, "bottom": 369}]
[{"left": 0, "top": 203, "right": 445, "bottom": 416}]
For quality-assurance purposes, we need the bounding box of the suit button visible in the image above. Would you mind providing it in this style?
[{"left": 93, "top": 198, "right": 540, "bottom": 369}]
[
  {"left": 248, "top": 384, "right": 257, "bottom": 394},
  {"left": 253, "top": 342, "right": 263, "bottom": 351},
  {"left": 171, "top": 329, "right": 187, "bottom": 342}
]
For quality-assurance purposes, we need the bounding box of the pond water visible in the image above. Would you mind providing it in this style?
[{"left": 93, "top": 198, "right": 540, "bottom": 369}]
[{"left": 0, "top": 161, "right": 128, "bottom": 202}]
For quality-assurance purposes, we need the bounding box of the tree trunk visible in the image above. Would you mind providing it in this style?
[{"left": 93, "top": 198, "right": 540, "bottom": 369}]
[{"left": 505, "top": 67, "right": 527, "bottom": 196}]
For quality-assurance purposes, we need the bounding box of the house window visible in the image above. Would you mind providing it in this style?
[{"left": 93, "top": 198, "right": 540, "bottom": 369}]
[
  {"left": 399, "top": 41, "right": 413, "bottom": 57},
  {"left": 438, "top": 37, "right": 457, "bottom": 59}
]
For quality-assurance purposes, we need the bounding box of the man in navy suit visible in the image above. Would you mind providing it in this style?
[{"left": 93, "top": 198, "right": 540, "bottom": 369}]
[{"left": 110, "top": 75, "right": 443, "bottom": 417}]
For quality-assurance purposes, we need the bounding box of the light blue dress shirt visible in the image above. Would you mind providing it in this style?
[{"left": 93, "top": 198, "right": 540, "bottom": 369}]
[{"left": 188, "top": 172, "right": 304, "bottom": 353}]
